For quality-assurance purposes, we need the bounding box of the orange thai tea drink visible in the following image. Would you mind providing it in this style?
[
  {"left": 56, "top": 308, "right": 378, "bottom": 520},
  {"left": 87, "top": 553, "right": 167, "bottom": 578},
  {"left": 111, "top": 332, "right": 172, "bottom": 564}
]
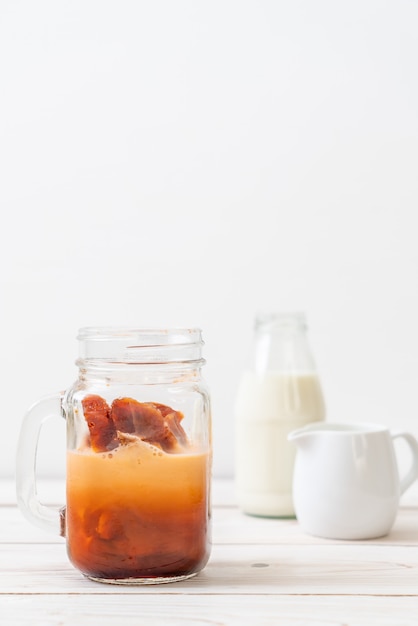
[
  {"left": 17, "top": 328, "right": 212, "bottom": 584},
  {"left": 64, "top": 384, "right": 212, "bottom": 584},
  {"left": 66, "top": 445, "right": 210, "bottom": 581}
]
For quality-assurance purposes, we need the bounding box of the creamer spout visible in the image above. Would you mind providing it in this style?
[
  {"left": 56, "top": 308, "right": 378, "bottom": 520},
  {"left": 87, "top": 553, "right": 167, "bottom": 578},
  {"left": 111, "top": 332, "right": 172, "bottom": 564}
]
[{"left": 288, "top": 423, "right": 321, "bottom": 445}]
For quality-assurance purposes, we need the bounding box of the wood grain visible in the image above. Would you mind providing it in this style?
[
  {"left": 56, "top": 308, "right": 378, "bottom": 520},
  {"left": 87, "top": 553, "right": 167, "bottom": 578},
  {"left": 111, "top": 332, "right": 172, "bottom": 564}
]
[
  {"left": 2, "top": 479, "right": 418, "bottom": 625},
  {"left": 1, "top": 542, "right": 417, "bottom": 596},
  {"left": 1, "top": 595, "right": 418, "bottom": 626}
]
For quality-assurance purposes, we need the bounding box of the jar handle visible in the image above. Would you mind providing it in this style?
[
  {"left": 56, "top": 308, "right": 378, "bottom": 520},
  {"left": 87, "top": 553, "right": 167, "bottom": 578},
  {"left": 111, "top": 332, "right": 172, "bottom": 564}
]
[
  {"left": 16, "top": 394, "right": 65, "bottom": 536},
  {"left": 391, "top": 431, "right": 418, "bottom": 495}
]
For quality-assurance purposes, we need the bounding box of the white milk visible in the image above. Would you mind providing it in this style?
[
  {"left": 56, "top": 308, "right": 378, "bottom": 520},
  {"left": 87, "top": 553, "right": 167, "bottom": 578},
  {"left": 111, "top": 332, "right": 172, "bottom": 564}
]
[{"left": 234, "top": 371, "right": 325, "bottom": 517}]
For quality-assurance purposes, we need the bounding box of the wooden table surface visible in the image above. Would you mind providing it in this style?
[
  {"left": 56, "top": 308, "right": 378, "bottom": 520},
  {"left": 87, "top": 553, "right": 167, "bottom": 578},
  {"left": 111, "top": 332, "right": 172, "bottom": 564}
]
[{"left": 1, "top": 478, "right": 418, "bottom": 625}]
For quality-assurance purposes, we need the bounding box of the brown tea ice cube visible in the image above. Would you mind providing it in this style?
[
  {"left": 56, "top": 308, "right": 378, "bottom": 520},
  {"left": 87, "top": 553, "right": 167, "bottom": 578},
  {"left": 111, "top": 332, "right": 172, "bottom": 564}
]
[
  {"left": 82, "top": 395, "right": 118, "bottom": 452},
  {"left": 111, "top": 398, "right": 187, "bottom": 452}
]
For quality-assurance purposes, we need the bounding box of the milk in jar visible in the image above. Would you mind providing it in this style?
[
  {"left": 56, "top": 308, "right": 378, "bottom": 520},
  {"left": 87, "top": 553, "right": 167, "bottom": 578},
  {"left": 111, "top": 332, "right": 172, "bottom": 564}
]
[{"left": 234, "top": 313, "right": 325, "bottom": 517}]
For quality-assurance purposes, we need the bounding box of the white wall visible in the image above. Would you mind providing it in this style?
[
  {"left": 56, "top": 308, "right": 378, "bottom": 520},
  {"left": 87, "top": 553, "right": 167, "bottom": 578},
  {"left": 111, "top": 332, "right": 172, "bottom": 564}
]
[{"left": 1, "top": 0, "right": 418, "bottom": 479}]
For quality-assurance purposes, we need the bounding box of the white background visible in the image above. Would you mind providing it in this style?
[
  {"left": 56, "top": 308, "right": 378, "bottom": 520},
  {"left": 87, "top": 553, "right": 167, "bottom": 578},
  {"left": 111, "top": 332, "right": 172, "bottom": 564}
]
[{"left": 1, "top": 0, "right": 418, "bottom": 479}]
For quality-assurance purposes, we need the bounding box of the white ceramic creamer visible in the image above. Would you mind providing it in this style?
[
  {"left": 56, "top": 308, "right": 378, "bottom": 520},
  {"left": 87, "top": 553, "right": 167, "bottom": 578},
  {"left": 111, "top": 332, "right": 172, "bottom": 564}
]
[{"left": 289, "top": 422, "right": 418, "bottom": 539}]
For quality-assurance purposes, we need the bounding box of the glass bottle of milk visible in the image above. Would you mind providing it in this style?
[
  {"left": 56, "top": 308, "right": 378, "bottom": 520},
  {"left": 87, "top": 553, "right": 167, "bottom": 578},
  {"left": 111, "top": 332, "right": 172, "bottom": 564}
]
[{"left": 234, "top": 312, "right": 325, "bottom": 517}]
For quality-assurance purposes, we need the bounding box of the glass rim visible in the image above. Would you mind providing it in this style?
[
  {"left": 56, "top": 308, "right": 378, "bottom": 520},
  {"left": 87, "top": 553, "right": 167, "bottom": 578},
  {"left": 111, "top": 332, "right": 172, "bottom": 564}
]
[
  {"left": 76, "top": 327, "right": 205, "bottom": 365},
  {"left": 77, "top": 327, "right": 203, "bottom": 341}
]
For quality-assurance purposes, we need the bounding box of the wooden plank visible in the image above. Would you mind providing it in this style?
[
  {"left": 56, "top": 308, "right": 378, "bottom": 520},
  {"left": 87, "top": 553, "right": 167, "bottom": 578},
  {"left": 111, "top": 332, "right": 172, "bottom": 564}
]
[
  {"left": 0, "top": 542, "right": 417, "bottom": 596},
  {"left": 0, "top": 511, "right": 63, "bottom": 544},
  {"left": 2, "top": 505, "right": 417, "bottom": 547},
  {"left": 1, "top": 594, "right": 418, "bottom": 625},
  {"left": 214, "top": 506, "right": 418, "bottom": 546},
  {"left": 4, "top": 477, "right": 418, "bottom": 507}
]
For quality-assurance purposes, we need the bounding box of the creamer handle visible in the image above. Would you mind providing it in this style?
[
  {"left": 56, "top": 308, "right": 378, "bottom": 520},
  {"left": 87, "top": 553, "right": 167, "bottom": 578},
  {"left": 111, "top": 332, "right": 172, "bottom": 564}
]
[{"left": 391, "top": 431, "right": 418, "bottom": 495}]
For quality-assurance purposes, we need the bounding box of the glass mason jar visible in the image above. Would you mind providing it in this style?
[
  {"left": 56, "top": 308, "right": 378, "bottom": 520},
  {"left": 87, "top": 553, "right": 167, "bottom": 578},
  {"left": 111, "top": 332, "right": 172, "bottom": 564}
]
[
  {"left": 16, "top": 327, "right": 212, "bottom": 584},
  {"left": 234, "top": 312, "right": 325, "bottom": 518}
]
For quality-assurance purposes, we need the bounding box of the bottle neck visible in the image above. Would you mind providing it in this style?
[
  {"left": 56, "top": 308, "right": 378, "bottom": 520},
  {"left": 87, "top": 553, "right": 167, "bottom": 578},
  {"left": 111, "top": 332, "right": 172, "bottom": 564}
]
[
  {"left": 255, "top": 311, "right": 307, "bottom": 333},
  {"left": 253, "top": 313, "right": 316, "bottom": 375}
]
